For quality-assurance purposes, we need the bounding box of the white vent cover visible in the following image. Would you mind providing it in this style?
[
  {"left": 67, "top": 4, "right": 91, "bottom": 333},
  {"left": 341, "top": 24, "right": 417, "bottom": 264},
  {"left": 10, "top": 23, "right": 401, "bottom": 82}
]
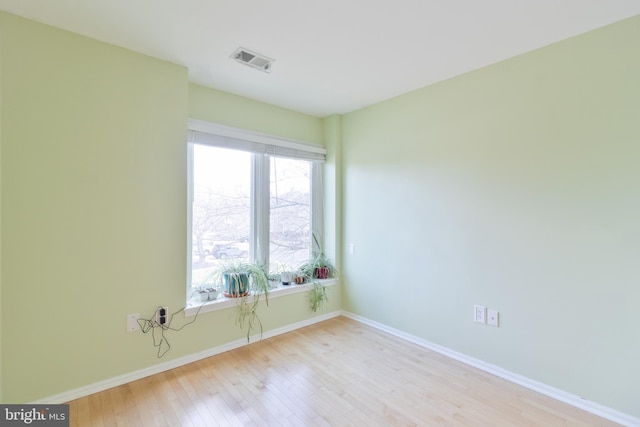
[{"left": 231, "top": 48, "right": 274, "bottom": 73}]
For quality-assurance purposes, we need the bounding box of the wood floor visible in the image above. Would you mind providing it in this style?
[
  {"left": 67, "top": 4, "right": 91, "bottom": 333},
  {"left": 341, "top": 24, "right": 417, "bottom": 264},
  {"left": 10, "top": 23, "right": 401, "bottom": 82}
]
[{"left": 68, "top": 316, "right": 619, "bottom": 426}]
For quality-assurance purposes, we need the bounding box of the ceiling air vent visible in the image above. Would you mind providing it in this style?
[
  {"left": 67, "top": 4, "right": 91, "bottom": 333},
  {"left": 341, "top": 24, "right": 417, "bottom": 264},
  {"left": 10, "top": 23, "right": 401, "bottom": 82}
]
[{"left": 231, "top": 48, "right": 274, "bottom": 73}]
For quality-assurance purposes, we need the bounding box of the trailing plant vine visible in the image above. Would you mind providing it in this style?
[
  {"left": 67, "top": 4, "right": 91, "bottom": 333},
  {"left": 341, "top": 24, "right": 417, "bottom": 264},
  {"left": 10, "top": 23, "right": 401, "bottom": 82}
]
[{"left": 309, "top": 281, "right": 328, "bottom": 312}]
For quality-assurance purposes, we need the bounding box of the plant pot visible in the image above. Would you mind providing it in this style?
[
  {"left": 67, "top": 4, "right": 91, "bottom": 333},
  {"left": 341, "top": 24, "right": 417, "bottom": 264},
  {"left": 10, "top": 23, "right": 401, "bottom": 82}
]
[
  {"left": 224, "top": 272, "right": 250, "bottom": 297},
  {"left": 198, "top": 291, "right": 209, "bottom": 302},
  {"left": 207, "top": 288, "right": 218, "bottom": 300},
  {"left": 281, "top": 271, "right": 293, "bottom": 286},
  {"left": 315, "top": 266, "right": 330, "bottom": 279}
]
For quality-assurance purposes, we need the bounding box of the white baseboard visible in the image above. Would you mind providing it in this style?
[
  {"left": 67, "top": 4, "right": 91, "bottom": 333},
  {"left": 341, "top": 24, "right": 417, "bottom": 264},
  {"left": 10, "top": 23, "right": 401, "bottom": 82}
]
[
  {"left": 341, "top": 311, "right": 639, "bottom": 427},
  {"left": 32, "top": 310, "right": 341, "bottom": 405}
]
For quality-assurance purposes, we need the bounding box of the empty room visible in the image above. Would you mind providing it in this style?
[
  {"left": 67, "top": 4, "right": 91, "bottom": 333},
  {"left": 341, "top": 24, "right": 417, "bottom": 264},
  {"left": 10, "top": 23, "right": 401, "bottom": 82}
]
[{"left": 1, "top": 1, "right": 639, "bottom": 426}]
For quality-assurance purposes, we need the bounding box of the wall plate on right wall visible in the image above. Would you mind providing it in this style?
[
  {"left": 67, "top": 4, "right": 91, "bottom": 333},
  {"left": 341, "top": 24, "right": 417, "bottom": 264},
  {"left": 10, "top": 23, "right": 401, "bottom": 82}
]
[
  {"left": 474, "top": 305, "right": 486, "bottom": 324},
  {"left": 487, "top": 309, "right": 499, "bottom": 327}
]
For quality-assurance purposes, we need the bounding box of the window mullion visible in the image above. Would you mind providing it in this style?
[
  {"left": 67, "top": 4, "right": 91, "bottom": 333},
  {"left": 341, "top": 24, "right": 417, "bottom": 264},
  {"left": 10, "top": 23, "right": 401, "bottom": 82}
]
[
  {"left": 251, "top": 154, "right": 270, "bottom": 266},
  {"left": 311, "top": 162, "right": 324, "bottom": 255}
]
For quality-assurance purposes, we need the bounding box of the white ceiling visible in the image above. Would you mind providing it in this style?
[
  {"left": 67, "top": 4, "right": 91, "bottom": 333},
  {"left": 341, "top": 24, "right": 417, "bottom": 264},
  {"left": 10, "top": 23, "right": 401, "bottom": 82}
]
[{"left": 1, "top": 1, "right": 639, "bottom": 117}]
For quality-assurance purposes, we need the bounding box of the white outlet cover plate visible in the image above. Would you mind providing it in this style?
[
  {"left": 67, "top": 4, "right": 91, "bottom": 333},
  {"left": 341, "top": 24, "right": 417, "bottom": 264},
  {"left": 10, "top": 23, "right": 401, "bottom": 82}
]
[
  {"left": 474, "top": 305, "right": 486, "bottom": 324},
  {"left": 127, "top": 313, "right": 140, "bottom": 332}
]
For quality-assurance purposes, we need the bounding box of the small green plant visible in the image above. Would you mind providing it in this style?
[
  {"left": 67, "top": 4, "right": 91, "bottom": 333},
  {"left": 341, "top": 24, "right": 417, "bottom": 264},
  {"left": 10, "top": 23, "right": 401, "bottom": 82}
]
[
  {"left": 190, "top": 283, "right": 219, "bottom": 302},
  {"left": 297, "top": 233, "right": 337, "bottom": 311},
  {"left": 267, "top": 272, "right": 281, "bottom": 282},
  {"left": 309, "top": 281, "right": 328, "bottom": 312},
  {"left": 214, "top": 261, "right": 270, "bottom": 342},
  {"left": 297, "top": 249, "right": 337, "bottom": 282}
]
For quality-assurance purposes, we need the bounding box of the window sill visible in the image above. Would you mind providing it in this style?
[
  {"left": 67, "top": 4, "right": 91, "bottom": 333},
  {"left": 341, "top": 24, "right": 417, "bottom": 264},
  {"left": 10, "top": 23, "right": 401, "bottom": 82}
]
[{"left": 184, "top": 278, "right": 337, "bottom": 317}]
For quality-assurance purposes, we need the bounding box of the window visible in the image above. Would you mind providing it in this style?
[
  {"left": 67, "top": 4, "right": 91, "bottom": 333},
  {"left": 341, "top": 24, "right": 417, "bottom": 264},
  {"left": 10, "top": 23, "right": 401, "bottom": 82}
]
[
  {"left": 186, "top": 120, "right": 325, "bottom": 298},
  {"left": 269, "top": 156, "right": 311, "bottom": 270},
  {"left": 190, "top": 145, "right": 251, "bottom": 289}
]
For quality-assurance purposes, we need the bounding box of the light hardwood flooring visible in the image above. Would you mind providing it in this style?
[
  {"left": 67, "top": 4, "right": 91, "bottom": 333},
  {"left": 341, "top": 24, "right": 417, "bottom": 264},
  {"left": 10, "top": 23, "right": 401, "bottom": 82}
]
[{"left": 68, "top": 316, "right": 619, "bottom": 426}]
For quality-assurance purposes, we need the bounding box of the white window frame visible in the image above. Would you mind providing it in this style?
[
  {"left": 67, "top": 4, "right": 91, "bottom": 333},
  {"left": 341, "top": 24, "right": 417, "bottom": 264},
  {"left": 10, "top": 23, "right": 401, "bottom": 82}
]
[{"left": 185, "top": 119, "right": 329, "bottom": 312}]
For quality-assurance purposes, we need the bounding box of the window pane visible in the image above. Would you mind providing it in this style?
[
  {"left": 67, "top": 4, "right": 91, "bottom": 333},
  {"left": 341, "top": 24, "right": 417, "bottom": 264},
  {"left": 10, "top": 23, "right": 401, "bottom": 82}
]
[
  {"left": 269, "top": 157, "right": 311, "bottom": 271},
  {"left": 191, "top": 145, "right": 251, "bottom": 291}
]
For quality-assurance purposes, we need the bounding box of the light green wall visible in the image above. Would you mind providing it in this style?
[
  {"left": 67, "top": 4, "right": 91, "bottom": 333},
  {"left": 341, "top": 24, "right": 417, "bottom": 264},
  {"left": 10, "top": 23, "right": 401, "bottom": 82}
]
[
  {"left": 322, "top": 115, "right": 342, "bottom": 273},
  {"left": 0, "top": 12, "right": 334, "bottom": 403},
  {"left": 341, "top": 15, "right": 640, "bottom": 417},
  {"left": 0, "top": 11, "right": 188, "bottom": 402},
  {"left": 0, "top": 15, "right": 4, "bottom": 403},
  {"left": 189, "top": 84, "right": 323, "bottom": 145}
]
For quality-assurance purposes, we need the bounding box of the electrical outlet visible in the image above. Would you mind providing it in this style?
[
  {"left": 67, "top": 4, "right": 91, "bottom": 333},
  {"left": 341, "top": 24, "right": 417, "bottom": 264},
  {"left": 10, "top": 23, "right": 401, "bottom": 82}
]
[
  {"left": 127, "top": 313, "right": 140, "bottom": 332},
  {"left": 156, "top": 306, "right": 168, "bottom": 327},
  {"left": 488, "top": 309, "right": 499, "bottom": 327},
  {"left": 474, "top": 305, "right": 486, "bottom": 324}
]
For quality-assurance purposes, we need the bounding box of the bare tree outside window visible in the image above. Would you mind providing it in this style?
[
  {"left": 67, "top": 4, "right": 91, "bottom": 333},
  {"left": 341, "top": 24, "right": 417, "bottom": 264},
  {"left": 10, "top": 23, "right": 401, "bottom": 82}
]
[
  {"left": 191, "top": 145, "right": 251, "bottom": 289},
  {"left": 270, "top": 157, "right": 311, "bottom": 271}
]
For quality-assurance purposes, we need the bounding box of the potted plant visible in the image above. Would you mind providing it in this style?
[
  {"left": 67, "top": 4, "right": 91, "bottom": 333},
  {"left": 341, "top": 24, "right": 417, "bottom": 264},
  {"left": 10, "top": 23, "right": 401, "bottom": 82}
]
[
  {"left": 196, "top": 288, "right": 210, "bottom": 302},
  {"left": 216, "top": 261, "right": 270, "bottom": 341},
  {"left": 223, "top": 271, "right": 250, "bottom": 297},
  {"left": 297, "top": 251, "right": 337, "bottom": 282},
  {"left": 206, "top": 287, "right": 218, "bottom": 301},
  {"left": 267, "top": 272, "right": 281, "bottom": 288},
  {"left": 192, "top": 284, "right": 218, "bottom": 302},
  {"left": 280, "top": 271, "right": 293, "bottom": 286},
  {"left": 297, "top": 234, "right": 337, "bottom": 311}
]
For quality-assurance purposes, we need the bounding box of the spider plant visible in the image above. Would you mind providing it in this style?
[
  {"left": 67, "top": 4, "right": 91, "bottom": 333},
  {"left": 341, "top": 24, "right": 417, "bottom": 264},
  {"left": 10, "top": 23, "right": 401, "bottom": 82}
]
[
  {"left": 297, "top": 250, "right": 337, "bottom": 282},
  {"left": 308, "top": 281, "right": 328, "bottom": 312},
  {"left": 215, "top": 261, "right": 270, "bottom": 341},
  {"left": 297, "top": 234, "right": 337, "bottom": 311}
]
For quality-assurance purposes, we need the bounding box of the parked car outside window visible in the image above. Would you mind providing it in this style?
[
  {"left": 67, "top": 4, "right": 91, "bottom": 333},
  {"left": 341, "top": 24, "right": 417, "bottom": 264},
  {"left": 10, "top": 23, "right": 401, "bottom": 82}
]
[{"left": 212, "top": 244, "right": 248, "bottom": 259}]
